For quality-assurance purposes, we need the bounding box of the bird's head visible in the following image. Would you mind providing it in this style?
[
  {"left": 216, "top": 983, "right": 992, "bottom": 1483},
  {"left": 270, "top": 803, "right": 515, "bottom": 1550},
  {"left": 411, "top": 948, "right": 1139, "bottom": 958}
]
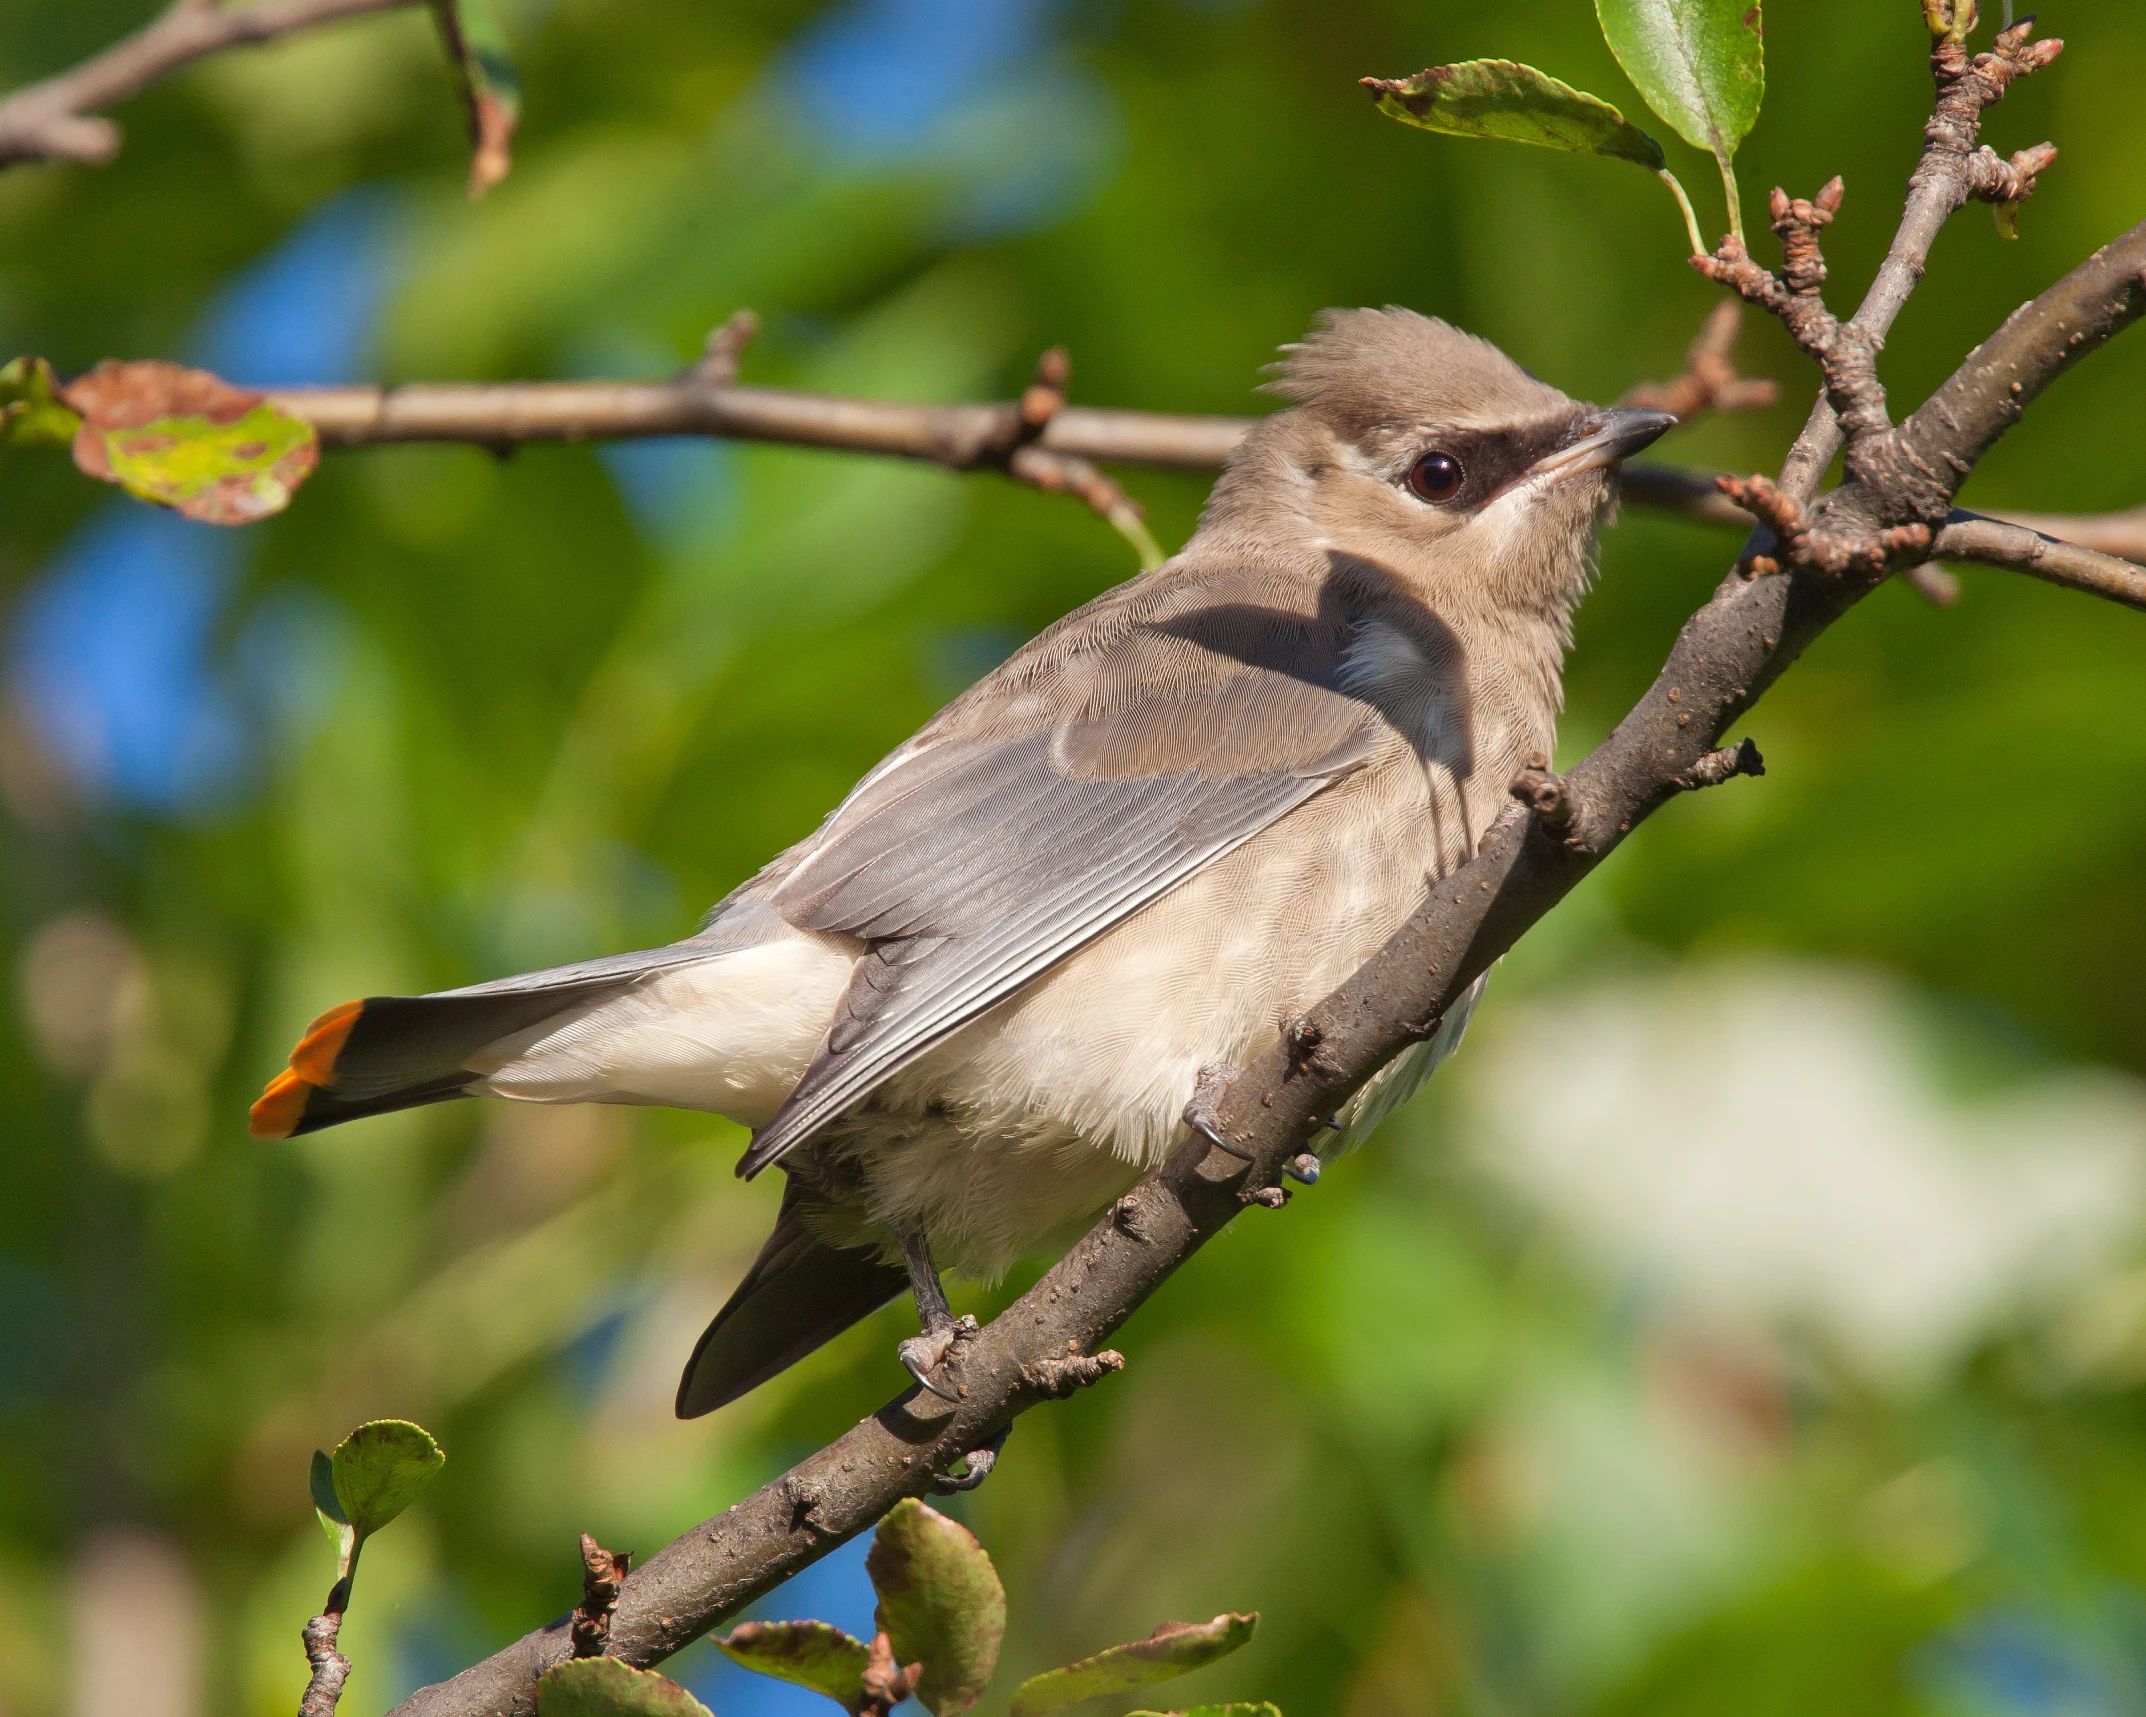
[{"left": 1207, "top": 306, "right": 1674, "bottom": 615}]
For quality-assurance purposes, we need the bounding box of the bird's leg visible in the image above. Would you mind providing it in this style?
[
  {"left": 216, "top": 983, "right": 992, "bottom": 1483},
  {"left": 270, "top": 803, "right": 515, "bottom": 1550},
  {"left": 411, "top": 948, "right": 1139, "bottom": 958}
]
[
  {"left": 896, "top": 1227, "right": 970, "bottom": 1403},
  {"left": 933, "top": 1425, "right": 1011, "bottom": 1494}
]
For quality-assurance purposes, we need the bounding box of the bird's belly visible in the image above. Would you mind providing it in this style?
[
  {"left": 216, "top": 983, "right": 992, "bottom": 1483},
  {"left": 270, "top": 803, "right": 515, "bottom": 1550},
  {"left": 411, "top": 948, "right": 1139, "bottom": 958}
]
[{"left": 847, "top": 773, "right": 1443, "bottom": 1276}]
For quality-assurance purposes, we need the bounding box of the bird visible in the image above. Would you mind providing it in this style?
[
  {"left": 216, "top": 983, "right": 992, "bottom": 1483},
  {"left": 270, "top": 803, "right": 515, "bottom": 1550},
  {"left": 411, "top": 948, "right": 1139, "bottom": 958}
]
[{"left": 250, "top": 307, "right": 1673, "bottom": 1418}]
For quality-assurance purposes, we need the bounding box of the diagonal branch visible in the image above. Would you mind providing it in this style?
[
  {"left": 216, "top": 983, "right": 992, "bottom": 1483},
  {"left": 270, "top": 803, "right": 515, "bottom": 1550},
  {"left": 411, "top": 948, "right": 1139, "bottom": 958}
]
[
  {"left": 0, "top": 0, "right": 418, "bottom": 169},
  {"left": 383, "top": 182, "right": 2146, "bottom": 1717}
]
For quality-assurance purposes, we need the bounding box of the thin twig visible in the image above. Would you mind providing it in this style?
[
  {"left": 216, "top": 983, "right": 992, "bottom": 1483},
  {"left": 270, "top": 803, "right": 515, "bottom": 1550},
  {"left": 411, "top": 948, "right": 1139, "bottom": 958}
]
[
  {"left": 265, "top": 376, "right": 1253, "bottom": 467},
  {"left": 1771, "top": 15, "right": 2062, "bottom": 501},
  {"left": 1617, "top": 462, "right": 2146, "bottom": 571},
  {"left": 1987, "top": 503, "right": 2146, "bottom": 562},
  {"left": 299, "top": 1575, "right": 354, "bottom": 1717},
  {"left": 1621, "top": 302, "right": 1779, "bottom": 421},
  {"left": 993, "top": 349, "right": 1167, "bottom": 568},
  {"left": 0, "top": 0, "right": 417, "bottom": 169},
  {"left": 1934, "top": 511, "right": 2146, "bottom": 612}
]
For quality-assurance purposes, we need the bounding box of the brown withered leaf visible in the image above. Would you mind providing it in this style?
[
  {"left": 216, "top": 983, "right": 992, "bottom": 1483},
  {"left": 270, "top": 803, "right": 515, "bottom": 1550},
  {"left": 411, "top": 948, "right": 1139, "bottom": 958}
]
[{"left": 60, "top": 360, "right": 318, "bottom": 525}]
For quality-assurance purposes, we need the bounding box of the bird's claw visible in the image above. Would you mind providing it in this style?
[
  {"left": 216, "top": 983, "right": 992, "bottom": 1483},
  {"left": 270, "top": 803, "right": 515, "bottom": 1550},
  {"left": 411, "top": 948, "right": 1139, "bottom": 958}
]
[
  {"left": 933, "top": 1425, "right": 1010, "bottom": 1494},
  {"left": 1283, "top": 1151, "right": 1322, "bottom": 1184},
  {"left": 899, "top": 1315, "right": 976, "bottom": 1403},
  {"left": 1183, "top": 1063, "right": 1252, "bottom": 1159}
]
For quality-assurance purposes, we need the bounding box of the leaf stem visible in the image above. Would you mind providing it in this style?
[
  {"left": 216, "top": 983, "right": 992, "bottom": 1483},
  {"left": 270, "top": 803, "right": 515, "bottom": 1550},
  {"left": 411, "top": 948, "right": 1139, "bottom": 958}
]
[
  {"left": 1714, "top": 149, "right": 1744, "bottom": 245},
  {"left": 1656, "top": 168, "right": 1707, "bottom": 258}
]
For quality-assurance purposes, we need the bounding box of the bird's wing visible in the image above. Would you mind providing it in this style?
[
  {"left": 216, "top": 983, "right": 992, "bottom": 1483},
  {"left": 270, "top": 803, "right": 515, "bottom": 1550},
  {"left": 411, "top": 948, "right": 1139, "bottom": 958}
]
[
  {"left": 674, "top": 1178, "right": 909, "bottom": 1417},
  {"left": 739, "top": 578, "right": 1382, "bottom": 1175}
]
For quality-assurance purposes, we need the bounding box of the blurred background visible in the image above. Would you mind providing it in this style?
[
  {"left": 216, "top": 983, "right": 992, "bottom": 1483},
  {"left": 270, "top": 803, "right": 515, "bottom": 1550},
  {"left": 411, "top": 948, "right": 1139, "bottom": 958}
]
[{"left": 2, "top": 0, "right": 2145, "bottom": 1712}]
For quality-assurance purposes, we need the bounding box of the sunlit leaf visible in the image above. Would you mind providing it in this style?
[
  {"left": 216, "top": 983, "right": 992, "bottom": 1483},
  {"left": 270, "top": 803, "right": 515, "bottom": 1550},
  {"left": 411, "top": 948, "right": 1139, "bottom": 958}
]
[
  {"left": 310, "top": 1449, "right": 356, "bottom": 1581},
  {"left": 60, "top": 360, "right": 318, "bottom": 524},
  {"left": 428, "top": 0, "right": 521, "bottom": 197},
  {"left": 308, "top": 1419, "right": 446, "bottom": 1581},
  {"left": 331, "top": 1418, "right": 445, "bottom": 1536},
  {"left": 715, "top": 1619, "right": 870, "bottom": 1709},
  {"left": 0, "top": 356, "right": 82, "bottom": 448},
  {"left": 865, "top": 1498, "right": 1006, "bottom": 1716},
  {"left": 1362, "top": 60, "right": 1664, "bottom": 169},
  {"left": 537, "top": 1659, "right": 712, "bottom": 1717},
  {"left": 1594, "top": 0, "right": 1764, "bottom": 163},
  {"left": 1011, "top": 1614, "right": 1259, "bottom": 1717}
]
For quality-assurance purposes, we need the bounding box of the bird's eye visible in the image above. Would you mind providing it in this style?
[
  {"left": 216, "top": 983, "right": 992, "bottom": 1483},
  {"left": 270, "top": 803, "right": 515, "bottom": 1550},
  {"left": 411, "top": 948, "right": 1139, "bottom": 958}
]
[{"left": 1407, "top": 451, "right": 1465, "bottom": 504}]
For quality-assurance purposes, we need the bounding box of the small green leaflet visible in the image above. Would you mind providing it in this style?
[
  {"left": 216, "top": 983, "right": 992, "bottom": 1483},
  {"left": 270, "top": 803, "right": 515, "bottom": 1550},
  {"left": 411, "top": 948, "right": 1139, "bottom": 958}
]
[
  {"left": 537, "top": 1659, "right": 712, "bottom": 1717},
  {"left": 715, "top": 1619, "right": 871, "bottom": 1709},
  {"left": 310, "top": 1419, "right": 446, "bottom": 1582},
  {"left": 428, "top": 0, "right": 521, "bottom": 196},
  {"left": 1011, "top": 1614, "right": 1260, "bottom": 1717},
  {"left": 61, "top": 359, "right": 319, "bottom": 525},
  {"left": 1363, "top": 61, "right": 1664, "bottom": 169},
  {"left": 1595, "top": 0, "right": 1764, "bottom": 237}
]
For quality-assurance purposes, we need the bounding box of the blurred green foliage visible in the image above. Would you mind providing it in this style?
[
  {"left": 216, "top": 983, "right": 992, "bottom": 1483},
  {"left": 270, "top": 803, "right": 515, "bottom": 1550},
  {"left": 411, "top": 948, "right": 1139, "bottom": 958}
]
[{"left": 1, "top": 2, "right": 2144, "bottom": 1715}]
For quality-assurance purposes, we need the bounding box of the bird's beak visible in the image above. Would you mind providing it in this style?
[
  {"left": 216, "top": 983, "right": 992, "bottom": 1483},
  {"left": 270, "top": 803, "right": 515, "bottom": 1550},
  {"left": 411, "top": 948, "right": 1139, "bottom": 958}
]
[{"left": 1527, "top": 407, "right": 1679, "bottom": 483}]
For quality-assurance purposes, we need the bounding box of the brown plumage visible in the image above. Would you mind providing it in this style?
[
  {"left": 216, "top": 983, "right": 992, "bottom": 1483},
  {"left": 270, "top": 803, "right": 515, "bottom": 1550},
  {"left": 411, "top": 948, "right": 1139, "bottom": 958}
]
[{"left": 249, "top": 308, "right": 1674, "bottom": 1415}]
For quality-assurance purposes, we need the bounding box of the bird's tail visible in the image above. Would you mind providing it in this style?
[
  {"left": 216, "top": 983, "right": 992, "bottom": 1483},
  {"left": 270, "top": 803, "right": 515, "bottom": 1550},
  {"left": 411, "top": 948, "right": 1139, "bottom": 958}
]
[{"left": 246, "top": 944, "right": 722, "bottom": 1140}]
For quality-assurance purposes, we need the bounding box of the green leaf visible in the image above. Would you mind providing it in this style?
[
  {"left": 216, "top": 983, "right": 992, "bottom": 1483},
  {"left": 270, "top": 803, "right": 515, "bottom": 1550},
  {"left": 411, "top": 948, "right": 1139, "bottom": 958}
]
[
  {"left": 0, "top": 357, "right": 82, "bottom": 448},
  {"left": 310, "top": 1449, "right": 357, "bottom": 1581},
  {"left": 536, "top": 1659, "right": 712, "bottom": 1717},
  {"left": 428, "top": 0, "right": 521, "bottom": 196},
  {"left": 865, "top": 1498, "right": 1006, "bottom": 1716},
  {"left": 1363, "top": 61, "right": 1664, "bottom": 169},
  {"left": 1595, "top": 0, "right": 1764, "bottom": 237},
  {"left": 1011, "top": 1614, "right": 1260, "bottom": 1717},
  {"left": 308, "top": 1420, "right": 445, "bottom": 1581},
  {"left": 715, "top": 1620, "right": 870, "bottom": 1709},
  {"left": 59, "top": 360, "right": 319, "bottom": 525}
]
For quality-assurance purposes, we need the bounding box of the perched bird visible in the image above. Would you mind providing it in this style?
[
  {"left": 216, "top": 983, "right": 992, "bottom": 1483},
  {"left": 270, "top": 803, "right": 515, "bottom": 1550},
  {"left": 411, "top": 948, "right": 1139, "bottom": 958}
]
[{"left": 251, "top": 308, "right": 1672, "bottom": 1417}]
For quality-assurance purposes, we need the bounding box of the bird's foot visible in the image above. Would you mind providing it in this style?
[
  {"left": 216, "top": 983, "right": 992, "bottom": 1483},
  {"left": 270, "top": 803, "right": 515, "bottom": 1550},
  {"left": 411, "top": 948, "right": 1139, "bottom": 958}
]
[
  {"left": 933, "top": 1425, "right": 1010, "bottom": 1494},
  {"left": 1282, "top": 1151, "right": 1322, "bottom": 1185},
  {"left": 899, "top": 1314, "right": 978, "bottom": 1403},
  {"left": 1183, "top": 1063, "right": 1251, "bottom": 1160}
]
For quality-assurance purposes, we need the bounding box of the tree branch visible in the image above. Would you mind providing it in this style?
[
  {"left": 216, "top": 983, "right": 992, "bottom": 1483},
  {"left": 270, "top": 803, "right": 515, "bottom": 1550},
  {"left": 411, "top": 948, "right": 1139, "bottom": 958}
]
[
  {"left": 0, "top": 0, "right": 417, "bottom": 169},
  {"left": 1771, "top": 15, "right": 2062, "bottom": 501},
  {"left": 1985, "top": 503, "right": 2146, "bottom": 563},
  {"left": 299, "top": 1575, "right": 353, "bottom": 1717},
  {"left": 1933, "top": 511, "right": 2146, "bottom": 611},
  {"left": 266, "top": 375, "right": 1253, "bottom": 467}
]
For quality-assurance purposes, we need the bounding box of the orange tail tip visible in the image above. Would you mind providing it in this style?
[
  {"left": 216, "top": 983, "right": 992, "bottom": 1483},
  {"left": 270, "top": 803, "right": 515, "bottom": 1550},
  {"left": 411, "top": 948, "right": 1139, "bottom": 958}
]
[
  {"left": 249, "top": 1068, "right": 312, "bottom": 1140},
  {"left": 289, "top": 998, "right": 364, "bottom": 1084},
  {"left": 248, "top": 998, "right": 364, "bottom": 1140}
]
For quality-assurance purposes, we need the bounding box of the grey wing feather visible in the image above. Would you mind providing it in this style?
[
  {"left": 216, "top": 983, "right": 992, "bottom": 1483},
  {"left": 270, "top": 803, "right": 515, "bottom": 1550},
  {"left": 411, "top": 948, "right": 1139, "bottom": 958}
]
[
  {"left": 739, "top": 724, "right": 1374, "bottom": 1176},
  {"left": 674, "top": 1179, "right": 909, "bottom": 1416}
]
